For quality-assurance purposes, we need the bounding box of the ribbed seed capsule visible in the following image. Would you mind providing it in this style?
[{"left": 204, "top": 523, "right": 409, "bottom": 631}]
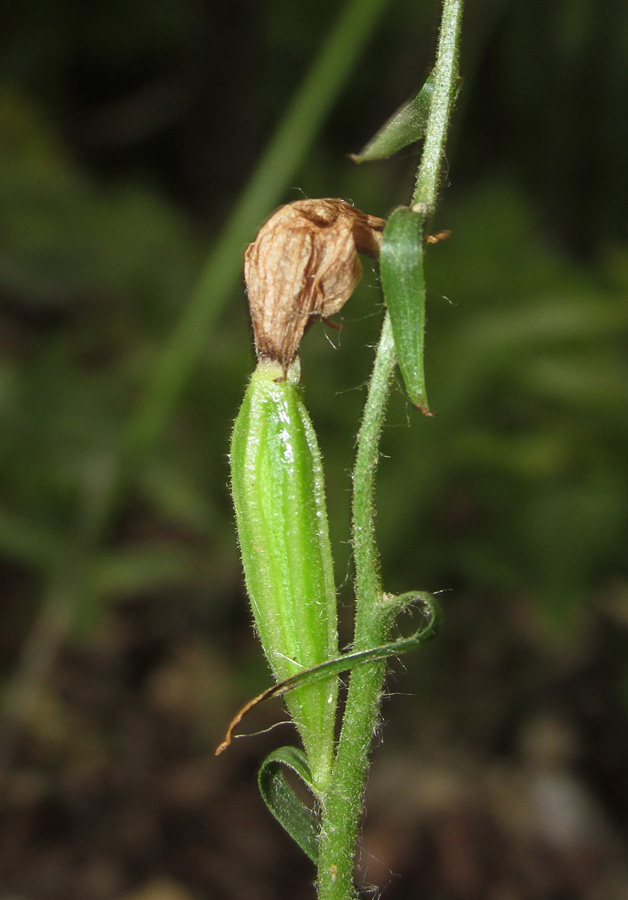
[{"left": 230, "top": 358, "right": 338, "bottom": 792}]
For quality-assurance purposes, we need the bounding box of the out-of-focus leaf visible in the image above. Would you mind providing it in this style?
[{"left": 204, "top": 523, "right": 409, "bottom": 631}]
[
  {"left": 138, "top": 461, "right": 216, "bottom": 534},
  {"left": 0, "top": 507, "right": 61, "bottom": 570},
  {"left": 86, "top": 545, "right": 199, "bottom": 601},
  {"left": 520, "top": 477, "right": 626, "bottom": 632},
  {"left": 0, "top": 86, "right": 199, "bottom": 316}
]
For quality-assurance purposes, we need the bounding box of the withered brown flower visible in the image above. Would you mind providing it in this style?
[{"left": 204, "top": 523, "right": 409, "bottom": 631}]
[{"left": 244, "top": 198, "right": 385, "bottom": 369}]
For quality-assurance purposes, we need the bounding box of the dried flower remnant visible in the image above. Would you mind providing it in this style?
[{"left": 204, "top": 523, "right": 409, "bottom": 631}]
[{"left": 245, "top": 199, "right": 386, "bottom": 368}]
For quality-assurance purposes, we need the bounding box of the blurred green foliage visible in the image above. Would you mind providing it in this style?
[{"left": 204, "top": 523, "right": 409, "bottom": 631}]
[
  {"left": 1, "top": 8, "right": 628, "bottom": 900},
  {"left": 0, "top": 0, "right": 627, "bottom": 728}
]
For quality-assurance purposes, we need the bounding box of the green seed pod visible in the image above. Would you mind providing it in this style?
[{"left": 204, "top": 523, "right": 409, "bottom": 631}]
[{"left": 230, "top": 358, "right": 338, "bottom": 792}]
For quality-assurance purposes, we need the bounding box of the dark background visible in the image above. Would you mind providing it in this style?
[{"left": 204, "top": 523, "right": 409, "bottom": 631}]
[{"left": 1, "top": 1, "right": 628, "bottom": 898}]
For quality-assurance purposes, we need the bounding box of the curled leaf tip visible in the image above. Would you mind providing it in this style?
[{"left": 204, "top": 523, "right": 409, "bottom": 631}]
[
  {"left": 215, "top": 682, "right": 279, "bottom": 755},
  {"left": 216, "top": 593, "right": 442, "bottom": 756}
]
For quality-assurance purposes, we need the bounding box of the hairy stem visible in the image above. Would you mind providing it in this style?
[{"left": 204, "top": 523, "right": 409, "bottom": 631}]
[
  {"left": 317, "top": 313, "right": 396, "bottom": 900},
  {"left": 413, "top": 0, "right": 464, "bottom": 213},
  {"left": 317, "top": 1, "right": 464, "bottom": 896}
]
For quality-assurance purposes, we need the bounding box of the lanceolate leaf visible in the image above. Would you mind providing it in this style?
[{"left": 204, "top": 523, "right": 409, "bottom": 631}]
[
  {"left": 258, "top": 746, "right": 319, "bottom": 863},
  {"left": 380, "top": 207, "right": 431, "bottom": 413},
  {"left": 351, "top": 72, "right": 435, "bottom": 163}
]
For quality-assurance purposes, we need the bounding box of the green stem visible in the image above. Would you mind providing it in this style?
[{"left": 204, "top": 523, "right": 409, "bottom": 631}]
[
  {"left": 351, "top": 313, "right": 397, "bottom": 652},
  {"left": 412, "top": 0, "right": 464, "bottom": 213},
  {"left": 317, "top": 314, "right": 396, "bottom": 900},
  {"left": 317, "top": 2, "right": 464, "bottom": 897}
]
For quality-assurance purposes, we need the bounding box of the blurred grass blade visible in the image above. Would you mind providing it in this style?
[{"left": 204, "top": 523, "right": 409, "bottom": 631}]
[
  {"left": 258, "top": 746, "right": 319, "bottom": 863},
  {"left": 380, "top": 206, "right": 431, "bottom": 413},
  {"left": 86, "top": 546, "right": 198, "bottom": 600},
  {"left": 351, "top": 71, "right": 435, "bottom": 163},
  {"left": 124, "top": 0, "right": 392, "bottom": 464},
  {"left": 0, "top": 508, "right": 61, "bottom": 570}
]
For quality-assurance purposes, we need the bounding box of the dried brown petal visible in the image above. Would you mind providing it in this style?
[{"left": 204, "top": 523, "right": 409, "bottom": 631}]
[{"left": 244, "top": 198, "right": 385, "bottom": 368}]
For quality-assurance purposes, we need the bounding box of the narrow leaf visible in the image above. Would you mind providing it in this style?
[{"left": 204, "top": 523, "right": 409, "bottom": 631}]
[
  {"left": 216, "top": 594, "right": 442, "bottom": 753},
  {"left": 351, "top": 72, "right": 435, "bottom": 163},
  {"left": 258, "top": 746, "right": 319, "bottom": 863},
  {"left": 380, "top": 206, "right": 431, "bottom": 413}
]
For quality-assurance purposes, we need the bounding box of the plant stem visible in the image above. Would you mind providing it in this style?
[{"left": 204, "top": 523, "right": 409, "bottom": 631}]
[
  {"left": 413, "top": 0, "right": 464, "bottom": 213},
  {"left": 317, "top": 1, "right": 464, "bottom": 896},
  {"left": 317, "top": 313, "right": 396, "bottom": 900},
  {"left": 350, "top": 313, "right": 397, "bottom": 654}
]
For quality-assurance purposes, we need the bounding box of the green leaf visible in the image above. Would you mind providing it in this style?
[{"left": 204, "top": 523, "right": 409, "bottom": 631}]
[
  {"left": 380, "top": 207, "right": 431, "bottom": 413},
  {"left": 254, "top": 598, "right": 441, "bottom": 863},
  {"left": 258, "top": 746, "right": 319, "bottom": 863},
  {"left": 217, "top": 593, "right": 442, "bottom": 755},
  {"left": 351, "top": 72, "right": 435, "bottom": 163},
  {"left": 270, "top": 592, "right": 442, "bottom": 694}
]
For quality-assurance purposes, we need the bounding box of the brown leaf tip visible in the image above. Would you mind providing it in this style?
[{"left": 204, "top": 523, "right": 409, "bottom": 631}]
[
  {"left": 244, "top": 199, "right": 386, "bottom": 368},
  {"left": 425, "top": 229, "right": 452, "bottom": 244}
]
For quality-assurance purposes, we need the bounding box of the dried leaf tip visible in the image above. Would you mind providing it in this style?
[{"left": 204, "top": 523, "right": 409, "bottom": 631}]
[{"left": 244, "top": 199, "right": 386, "bottom": 369}]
